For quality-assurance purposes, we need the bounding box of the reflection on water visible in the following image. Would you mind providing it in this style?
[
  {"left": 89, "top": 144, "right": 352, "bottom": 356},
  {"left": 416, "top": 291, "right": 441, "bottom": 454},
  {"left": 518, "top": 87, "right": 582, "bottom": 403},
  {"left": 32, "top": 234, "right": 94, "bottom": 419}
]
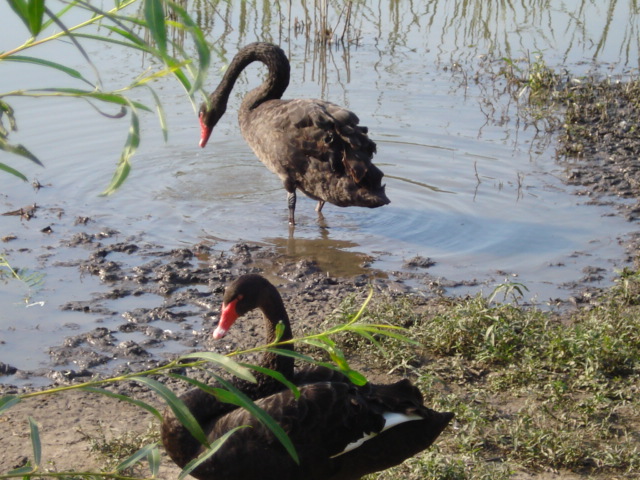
[
  {"left": 2, "top": 1, "right": 640, "bottom": 380},
  {"left": 267, "top": 220, "right": 380, "bottom": 278}
]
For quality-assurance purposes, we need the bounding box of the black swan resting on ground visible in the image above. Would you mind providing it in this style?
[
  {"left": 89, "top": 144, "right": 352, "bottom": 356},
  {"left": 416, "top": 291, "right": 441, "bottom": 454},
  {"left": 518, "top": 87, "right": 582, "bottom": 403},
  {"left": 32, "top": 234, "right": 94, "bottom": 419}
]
[
  {"left": 198, "top": 42, "right": 390, "bottom": 224},
  {"left": 161, "top": 274, "right": 453, "bottom": 480}
]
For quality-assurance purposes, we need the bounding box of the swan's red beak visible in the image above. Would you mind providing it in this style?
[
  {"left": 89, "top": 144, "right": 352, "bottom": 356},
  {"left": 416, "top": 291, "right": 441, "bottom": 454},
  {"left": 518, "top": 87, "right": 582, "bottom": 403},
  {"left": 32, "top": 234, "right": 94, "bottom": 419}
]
[
  {"left": 199, "top": 114, "right": 212, "bottom": 148},
  {"left": 214, "top": 298, "right": 239, "bottom": 339}
]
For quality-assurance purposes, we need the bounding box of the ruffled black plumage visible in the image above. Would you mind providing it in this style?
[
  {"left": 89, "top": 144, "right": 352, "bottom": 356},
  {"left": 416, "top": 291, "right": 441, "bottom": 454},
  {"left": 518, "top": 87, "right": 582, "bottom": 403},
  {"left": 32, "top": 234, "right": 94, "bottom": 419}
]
[
  {"left": 161, "top": 274, "right": 452, "bottom": 480},
  {"left": 199, "top": 42, "right": 390, "bottom": 224}
]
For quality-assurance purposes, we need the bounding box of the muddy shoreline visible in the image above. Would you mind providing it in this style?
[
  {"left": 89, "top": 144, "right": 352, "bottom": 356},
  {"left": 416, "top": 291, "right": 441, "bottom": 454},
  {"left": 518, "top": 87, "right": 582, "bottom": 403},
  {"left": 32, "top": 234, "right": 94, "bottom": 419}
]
[
  {"left": 2, "top": 76, "right": 640, "bottom": 479},
  {"left": 3, "top": 75, "right": 640, "bottom": 389},
  {"left": 0, "top": 230, "right": 450, "bottom": 392}
]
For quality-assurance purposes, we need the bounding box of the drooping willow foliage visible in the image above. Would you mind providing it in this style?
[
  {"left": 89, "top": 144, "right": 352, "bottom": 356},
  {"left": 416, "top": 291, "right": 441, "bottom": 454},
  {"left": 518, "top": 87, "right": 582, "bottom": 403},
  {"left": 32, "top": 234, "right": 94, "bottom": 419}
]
[{"left": 1, "top": 0, "right": 210, "bottom": 194}]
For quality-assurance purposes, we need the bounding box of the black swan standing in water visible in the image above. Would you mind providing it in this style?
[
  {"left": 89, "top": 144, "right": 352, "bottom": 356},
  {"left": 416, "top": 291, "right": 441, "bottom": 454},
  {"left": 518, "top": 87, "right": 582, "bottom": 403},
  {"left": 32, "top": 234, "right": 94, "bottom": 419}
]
[
  {"left": 198, "top": 42, "right": 390, "bottom": 224},
  {"left": 161, "top": 274, "right": 453, "bottom": 480}
]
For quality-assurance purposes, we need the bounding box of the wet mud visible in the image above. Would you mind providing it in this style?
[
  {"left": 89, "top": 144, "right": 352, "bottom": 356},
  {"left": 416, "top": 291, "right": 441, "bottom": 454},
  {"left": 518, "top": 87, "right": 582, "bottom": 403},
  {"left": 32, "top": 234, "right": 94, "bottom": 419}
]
[
  {"left": 1, "top": 228, "right": 438, "bottom": 389},
  {"left": 559, "top": 79, "right": 640, "bottom": 224},
  {"left": 2, "top": 78, "right": 640, "bottom": 391}
]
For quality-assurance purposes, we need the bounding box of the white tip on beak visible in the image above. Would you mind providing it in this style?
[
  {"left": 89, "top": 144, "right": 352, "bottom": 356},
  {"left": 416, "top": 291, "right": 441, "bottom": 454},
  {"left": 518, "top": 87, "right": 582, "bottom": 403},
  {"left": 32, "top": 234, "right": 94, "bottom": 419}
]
[{"left": 213, "top": 325, "right": 227, "bottom": 340}]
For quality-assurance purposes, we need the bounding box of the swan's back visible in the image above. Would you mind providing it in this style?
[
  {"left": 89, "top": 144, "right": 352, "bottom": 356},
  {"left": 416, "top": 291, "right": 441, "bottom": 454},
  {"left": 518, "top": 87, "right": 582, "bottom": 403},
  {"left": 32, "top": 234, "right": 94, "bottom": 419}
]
[
  {"left": 240, "top": 98, "right": 389, "bottom": 209},
  {"left": 169, "top": 379, "right": 452, "bottom": 480}
]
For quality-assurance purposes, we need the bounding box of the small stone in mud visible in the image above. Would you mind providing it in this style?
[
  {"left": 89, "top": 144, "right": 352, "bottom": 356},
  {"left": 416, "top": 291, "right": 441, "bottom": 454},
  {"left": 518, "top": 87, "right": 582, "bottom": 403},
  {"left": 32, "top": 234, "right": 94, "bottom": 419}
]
[
  {"left": 170, "top": 248, "right": 195, "bottom": 261},
  {"left": 0, "top": 362, "right": 18, "bottom": 375},
  {"left": 193, "top": 243, "right": 212, "bottom": 255},
  {"left": 581, "top": 266, "right": 606, "bottom": 283},
  {"left": 2, "top": 203, "right": 38, "bottom": 219},
  {"left": 117, "top": 340, "right": 149, "bottom": 358},
  {"left": 41, "top": 226, "right": 53, "bottom": 234},
  {"left": 85, "top": 327, "right": 116, "bottom": 347},
  {"left": 278, "top": 259, "right": 322, "bottom": 279},
  {"left": 122, "top": 307, "right": 184, "bottom": 324},
  {"left": 60, "top": 300, "right": 117, "bottom": 316},
  {"left": 65, "top": 232, "right": 95, "bottom": 246},
  {"left": 118, "top": 323, "right": 138, "bottom": 333},
  {"left": 49, "top": 346, "right": 111, "bottom": 369},
  {"left": 122, "top": 308, "right": 153, "bottom": 324},
  {"left": 95, "top": 228, "right": 119, "bottom": 239},
  {"left": 47, "top": 369, "right": 94, "bottom": 383},
  {"left": 74, "top": 216, "right": 91, "bottom": 225},
  {"left": 403, "top": 256, "right": 436, "bottom": 269},
  {"left": 143, "top": 326, "right": 168, "bottom": 340},
  {"left": 110, "top": 243, "right": 140, "bottom": 254},
  {"left": 1, "top": 234, "right": 17, "bottom": 242},
  {"left": 140, "top": 338, "right": 163, "bottom": 348},
  {"left": 103, "top": 288, "right": 132, "bottom": 299}
]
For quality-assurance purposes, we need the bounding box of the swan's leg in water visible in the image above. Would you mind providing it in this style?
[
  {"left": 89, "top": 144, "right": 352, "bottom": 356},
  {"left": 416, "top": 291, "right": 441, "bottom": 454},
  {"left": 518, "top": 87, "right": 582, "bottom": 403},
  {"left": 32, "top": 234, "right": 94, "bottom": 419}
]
[
  {"left": 287, "top": 191, "right": 296, "bottom": 225},
  {"left": 315, "top": 200, "right": 325, "bottom": 214}
]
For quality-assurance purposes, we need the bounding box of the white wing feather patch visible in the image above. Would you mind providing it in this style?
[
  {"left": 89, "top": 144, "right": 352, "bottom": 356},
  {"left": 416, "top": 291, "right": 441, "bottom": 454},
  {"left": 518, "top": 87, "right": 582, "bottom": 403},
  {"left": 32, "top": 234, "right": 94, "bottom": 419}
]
[{"left": 330, "top": 412, "right": 423, "bottom": 458}]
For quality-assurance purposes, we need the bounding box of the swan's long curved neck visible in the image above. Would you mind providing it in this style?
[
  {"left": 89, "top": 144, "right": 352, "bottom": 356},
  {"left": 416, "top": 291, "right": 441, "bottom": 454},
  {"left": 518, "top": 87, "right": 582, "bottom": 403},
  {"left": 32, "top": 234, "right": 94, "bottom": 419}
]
[
  {"left": 257, "top": 282, "right": 295, "bottom": 381},
  {"left": 210, "top": 42, "right": 290, "bottom": 117}
]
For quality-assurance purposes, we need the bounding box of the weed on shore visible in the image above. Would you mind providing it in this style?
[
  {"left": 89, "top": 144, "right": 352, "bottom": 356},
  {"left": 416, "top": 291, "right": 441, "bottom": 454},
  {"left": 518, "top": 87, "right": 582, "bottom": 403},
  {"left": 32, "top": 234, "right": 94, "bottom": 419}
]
[{"left": 324, "top": 271, "right": 640, "bottom": 479}]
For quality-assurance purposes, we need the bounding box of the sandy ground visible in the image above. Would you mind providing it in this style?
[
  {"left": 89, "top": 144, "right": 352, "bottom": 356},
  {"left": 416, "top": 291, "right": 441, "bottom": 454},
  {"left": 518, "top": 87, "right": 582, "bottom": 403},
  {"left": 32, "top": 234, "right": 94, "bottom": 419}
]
[{"left": 1, "top": 388, "right": 182, "bottom": 477}]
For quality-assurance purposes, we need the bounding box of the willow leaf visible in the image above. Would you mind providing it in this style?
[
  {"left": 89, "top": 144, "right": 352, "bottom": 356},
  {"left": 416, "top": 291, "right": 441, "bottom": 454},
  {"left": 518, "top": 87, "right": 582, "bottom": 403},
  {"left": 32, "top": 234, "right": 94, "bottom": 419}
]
[
  {"left": 274, "top": 321, "right": 285, "bottom": 341},
  {"left": 148, "top": 443, "right": 161, "bottom": 477},
  {"left": 101, "top": 102, "right": 139, "bottom": 195},
  {"left": 80, "top": 386, "right": 162, "bottom": 420},
  {"left": 353, "top": 324, "right": 419, "bottom": 345},
  {"left": 165, "top": 58, "right": 192, "bottom": 94},
  {"left": 131, "top": 61, "right": 191, "bottom": 89},
  {"left": 0, "top": 395, "right": 21, "bottom": 415},
  {"left": 180, "top": 352, "right": 256, "bottom": 383},
  {"left": 265, "top": 347, "right": 316, "bottom": 363},
  {"left": 239, "top": 363, "right": 300, "bottom": 398},
  {"left": 166, "top": 1, "right": 210, "bottom": 94},
  {"left": 211, "top": 374, "right": 299, "bottom": 464},
  {"left": 30, "top": 88, "right": 152, "bottom": 111},
  {"left": 72, "top": 32, "right": 151, "bottom": 53},
  {"left": 266, "top": 348, "right": 368, "bottom": 386},
  {"left": 101, "top": 25, "right": 147, "bottom": 47},
  {"left": 352, "top": 329, "right": 385, "bottom": 351},
  {"left": 0, "top": 138, "right": 43, "bottom": 166},
  {"left": 7, "top": 0, "right": 29, "bottom": 22},
  {"left": 145, "top": 0, "right": 167, "bottom": 55},
  {"left": 346, "top": 287, "right": 374, "bottom": 325},
  {"left": 5, "top": 55, "right": 89, "bottom": 83},
  {"left": 148, "top": 86, "right": 168, "bottom": 142},
  {"left": 343, "top": 368, "right": 368, "bottom": 386},
  {"left": 173, "top": 373, "right": 299, "bottom": 464},
  {"left": 326, "top": 347, "right": 350, "bottom": 371},
  {"left": 178, "top": 426, "right": 247, "bottom": 480},
  {"left": 100, "top": 149, "right": 131, "bottom": 195},
  {"left": 0, "top": 99, "right": 17, "bottom": 132},
  {"left": 28, "top": 417, "right": 42, "bottom": 466},
  {"left": 0, "top": 162, "right": 28, "bottom": 181},
  {"left": 41, "top": 0, "right": 74, "bottom": 31},
  {"left": 116, "top": 443, "right": 159, "bottom": 473},
  {"left": 169, "top": 374, "right": 240, "bottom": 405},
  {"left": 266, "top": 348, "right": 353, "bottom": 377},
  {"left": 7, "top": 465, "right": 33, "bottom": 475},
  {"left": 28, "top": 0, "right": 45, "bottom": 35},
  {"left": 8, "top": 0, "right": 44, "bottom": 36},
  {"left": 132, "top": 376, "right": 210, "bottom": 447}
]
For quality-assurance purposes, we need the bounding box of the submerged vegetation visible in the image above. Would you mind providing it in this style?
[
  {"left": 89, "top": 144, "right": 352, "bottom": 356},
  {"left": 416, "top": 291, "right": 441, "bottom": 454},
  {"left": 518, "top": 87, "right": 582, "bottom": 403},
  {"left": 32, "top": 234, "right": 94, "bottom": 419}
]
[{"left": 0, "top": 253, "right": 44, "bottom": 303}]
